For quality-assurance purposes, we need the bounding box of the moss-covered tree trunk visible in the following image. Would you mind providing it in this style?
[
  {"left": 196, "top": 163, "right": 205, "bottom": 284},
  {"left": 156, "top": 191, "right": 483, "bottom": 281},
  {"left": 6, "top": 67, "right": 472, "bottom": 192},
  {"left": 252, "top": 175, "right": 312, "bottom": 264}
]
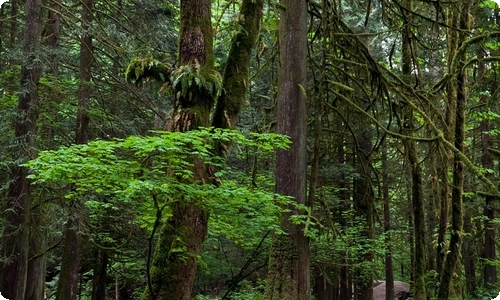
[
  {"left": 141, "top": 0, "right": 264, "bottom": 299},
  {"left": 0, "top": 0, "right": 43, "bottom": 299},
  {"left": 142, "top": 2, "right": 213, "bottom": 299},
  {"left": 437, "top": 0, "right": 471, "bottom": 297},
  {"left": 263, "top": 0, "right": 309, "bottom": 299}
]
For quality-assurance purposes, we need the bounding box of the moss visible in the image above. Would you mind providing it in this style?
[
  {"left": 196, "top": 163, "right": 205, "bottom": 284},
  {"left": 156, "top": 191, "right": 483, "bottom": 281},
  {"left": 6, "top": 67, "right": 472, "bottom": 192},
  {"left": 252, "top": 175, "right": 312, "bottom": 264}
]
[{"left": 125, "top": 56, "right": 172, "bottom": 85}]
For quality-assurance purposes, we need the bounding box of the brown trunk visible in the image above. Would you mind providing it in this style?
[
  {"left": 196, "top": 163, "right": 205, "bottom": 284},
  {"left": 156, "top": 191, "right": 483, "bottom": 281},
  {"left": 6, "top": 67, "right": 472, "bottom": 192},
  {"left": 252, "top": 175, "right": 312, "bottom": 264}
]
[
  {"left": 91, "top": 251, "right": 108, "bottom": 300},
  {"left": 0, "top": 0, "right": 43, "bottom": 299},
  {"left": 55, "top": 216, "right": 82, "bottom": 300},
  {"left": 263, "top": 0, "right": 309, "bottom": 299},
  {"left": 24, "top": 208, "right": 47, "bottom": 300},
  {"left": 56, "top": 1, "right": 93, "bottom": 298},
  {"left": 478, "top": 48, "right": 497, "bottom": 289}
]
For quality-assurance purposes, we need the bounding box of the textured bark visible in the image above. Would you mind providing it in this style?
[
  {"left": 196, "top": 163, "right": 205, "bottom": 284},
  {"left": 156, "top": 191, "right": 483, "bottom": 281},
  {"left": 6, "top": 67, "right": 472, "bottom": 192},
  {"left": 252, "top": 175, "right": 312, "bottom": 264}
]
[
  {"left": 0, "top": 0, "right": 43, "bottom": 299},
  {"left": 141, "top": 1, "right": 213, "bottom": 299},
  {"left": 24, "top": 209, "right": 47, "bottom": 300},
  {"left": 437, "top": 1, "right": 471, "bottom": 298},
  {"left": 55, "top": 216, "right": 82, "bottom": 300},
  {"left": 263, "top": 0, "right": 309, "bottom": 299}
]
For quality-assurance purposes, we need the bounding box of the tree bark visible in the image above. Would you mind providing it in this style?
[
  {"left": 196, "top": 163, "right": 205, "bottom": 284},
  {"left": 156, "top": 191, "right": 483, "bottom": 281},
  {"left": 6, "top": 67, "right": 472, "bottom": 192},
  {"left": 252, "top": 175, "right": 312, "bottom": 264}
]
[
  {"left": 438, "top": 0, "right": 471, "bottom": 297},
  {"left": 477, "top": 48, "right": 497, "bottom": 289},
  {"left": 56, "top": 0, "right": 93, "bottom": 298},
  {"left": 0, "top": 0, "right": 43, "bottom": 299},
  {"left": 263, "top": 0, "right": 309, "bottom": 299}
]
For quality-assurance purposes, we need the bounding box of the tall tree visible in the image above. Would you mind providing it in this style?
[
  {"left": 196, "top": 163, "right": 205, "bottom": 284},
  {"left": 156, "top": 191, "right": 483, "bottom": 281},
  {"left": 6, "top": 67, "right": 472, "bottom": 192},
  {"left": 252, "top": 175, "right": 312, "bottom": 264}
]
[
  {"left": 400, "top": 0, "right": 426, "bottom": 298},
  {"left": 56, "top": 0, "right": 93, "bottom": 298},
  {"left": 263, "top": 0, "right": 309, "bottom": 299},
  {"left": 438, "top": 0, "right": 471, "bottom": 297},
  {"left": 134, "top": 0, "right": 264, "bottom": 298},
  {"left": 0, "top": 0, "right": 43, "bottom": 299}
]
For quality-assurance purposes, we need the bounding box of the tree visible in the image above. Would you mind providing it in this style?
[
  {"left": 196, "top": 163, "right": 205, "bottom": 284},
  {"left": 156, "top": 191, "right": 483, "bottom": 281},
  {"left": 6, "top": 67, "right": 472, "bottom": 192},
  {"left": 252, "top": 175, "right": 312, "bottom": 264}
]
[
  {"left": 127, "top": 0, "right": 265, "bottom": 298},
  {"left": 0, "top": 0, "right": 43, "bottom": 299},
  {"left": 55, "top": 0, "right": 93, "bottom": 298},
  {"left": 263, "top": 0, "right": 310, "bottom": 299}
]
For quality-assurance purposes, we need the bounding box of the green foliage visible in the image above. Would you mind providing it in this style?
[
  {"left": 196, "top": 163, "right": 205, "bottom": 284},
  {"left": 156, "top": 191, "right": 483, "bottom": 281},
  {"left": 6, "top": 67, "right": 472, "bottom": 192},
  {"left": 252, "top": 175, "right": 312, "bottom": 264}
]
[
  {"left": 171, "top": 64, "right": 223, "bottom": 99},
  {"left": 25, "top": 127, "right": 291, "bottom": 235}
]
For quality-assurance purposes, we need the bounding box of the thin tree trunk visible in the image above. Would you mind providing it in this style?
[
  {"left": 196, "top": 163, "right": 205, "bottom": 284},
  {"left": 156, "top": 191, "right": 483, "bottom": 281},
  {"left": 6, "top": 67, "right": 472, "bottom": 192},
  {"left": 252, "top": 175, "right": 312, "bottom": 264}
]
[
  {"left": 438, "top": 1, "right": 471, "bottom": 297},
  {"left": 382, "top": 144, "right": 394, "bottom": 300},
  {"left": 400, "top": 0, "right": 426, "bottom": 297},
  {"left": 263, "top": 0, "right": 309, "bottom": 299},
  {"left": 477, "top": 48, "right": 497, "bottom": 289},
  {"left": 353, "top": 130, "right": 373, "bottom": 300},
  {"left": 0, "top": 0, "right": 43, "bottom": 299}
]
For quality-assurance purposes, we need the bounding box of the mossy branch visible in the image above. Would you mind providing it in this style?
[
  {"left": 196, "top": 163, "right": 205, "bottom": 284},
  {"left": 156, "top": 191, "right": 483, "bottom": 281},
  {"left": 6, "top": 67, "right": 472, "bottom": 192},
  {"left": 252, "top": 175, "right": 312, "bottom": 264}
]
[{"left": 125, "top": 56, "right": 173, "bottom": 85}]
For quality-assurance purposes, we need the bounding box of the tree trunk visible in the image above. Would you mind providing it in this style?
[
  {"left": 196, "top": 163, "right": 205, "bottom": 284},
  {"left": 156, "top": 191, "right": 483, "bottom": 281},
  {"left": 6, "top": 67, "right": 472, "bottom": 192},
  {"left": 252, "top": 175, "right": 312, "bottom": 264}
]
[
  {"left": 400, "top": 0, "right": 426, "bottom": 296},
  {"left": 141, "top": 1, "right": 213, "bottom": 299},
  {"left": 477, "top": 48, "right": 497, "bottom": 289},
  {"left": 382, "top": 144, "right": 394, "bottom": 300},
  {"left": 438, "top": 1, "right": 471, "bottom": 297},
  {"left": 0, "top": 0, "right": 43, "bottom": 299},
  {"left": 263, "top": 0, "right": 309, "bottom": 299},
  {"left": 353, "top": 129, "right": 374, "bottom": 300},
  {"left": 91, "top": 251, "right": 108, "bottom": 300},
  {"left": 56, "top": 0, "right": 93, "bottom": 298}
]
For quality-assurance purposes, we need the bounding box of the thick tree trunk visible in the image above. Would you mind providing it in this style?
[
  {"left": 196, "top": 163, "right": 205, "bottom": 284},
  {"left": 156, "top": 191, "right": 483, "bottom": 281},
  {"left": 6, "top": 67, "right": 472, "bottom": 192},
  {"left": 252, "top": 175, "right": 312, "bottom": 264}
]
[
  {"left": 0, "top": 0, "right": 43, "bottom": 299},
  {"left": 55, "top": 216, "right": 82, "bottom": 300},
  {"left": 142, "top": 1, "right": 213, "bottom": 299},
  {"left": 56, "top": 1, "right": 93, "bottom": 298},
  {"left": 263, "top": 0, "right": 309, "bottom": 299},
  {"left": 91, "top": 251, "right": 108, "bottom": 300}
]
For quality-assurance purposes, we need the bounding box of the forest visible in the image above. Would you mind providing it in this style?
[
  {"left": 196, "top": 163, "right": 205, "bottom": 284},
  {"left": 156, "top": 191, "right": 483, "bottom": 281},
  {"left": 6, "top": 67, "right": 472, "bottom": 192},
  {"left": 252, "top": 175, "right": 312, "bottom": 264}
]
[{"left": 0, "top": 0, "right": 499, "bottom": 299}]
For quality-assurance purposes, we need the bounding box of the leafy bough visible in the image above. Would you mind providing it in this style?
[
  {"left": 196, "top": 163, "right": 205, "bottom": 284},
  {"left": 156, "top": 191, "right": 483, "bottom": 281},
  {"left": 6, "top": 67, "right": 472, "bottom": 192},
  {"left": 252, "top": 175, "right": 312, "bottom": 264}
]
[{"left": 24, "top": 128, "right": 293, "bottom": 246}]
